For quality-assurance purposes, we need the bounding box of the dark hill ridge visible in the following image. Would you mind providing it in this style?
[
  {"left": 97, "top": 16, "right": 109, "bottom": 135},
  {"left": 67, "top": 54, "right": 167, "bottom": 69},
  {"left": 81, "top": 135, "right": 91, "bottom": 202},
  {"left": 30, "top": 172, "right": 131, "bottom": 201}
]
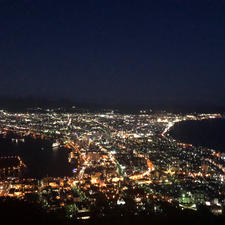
[{"left": 0, "top": 97, "right": 224, "bottom": 113}]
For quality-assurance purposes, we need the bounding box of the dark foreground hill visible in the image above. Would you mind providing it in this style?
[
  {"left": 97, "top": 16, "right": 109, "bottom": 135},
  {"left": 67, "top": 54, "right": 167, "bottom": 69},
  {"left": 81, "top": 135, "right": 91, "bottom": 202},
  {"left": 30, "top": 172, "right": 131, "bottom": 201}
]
[{"left": 0, "top": 198, "right": 225, "bottom": 225}]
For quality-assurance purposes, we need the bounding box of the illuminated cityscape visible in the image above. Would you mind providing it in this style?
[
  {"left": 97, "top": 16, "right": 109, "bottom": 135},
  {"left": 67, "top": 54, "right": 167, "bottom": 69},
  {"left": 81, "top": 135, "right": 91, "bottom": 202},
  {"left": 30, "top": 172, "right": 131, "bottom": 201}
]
[
  {"left": 0, "top": 0, "right": 224, "bottom": 224},
  {"left": 0, "top": 108, "right": 224, "bottom": 221}
]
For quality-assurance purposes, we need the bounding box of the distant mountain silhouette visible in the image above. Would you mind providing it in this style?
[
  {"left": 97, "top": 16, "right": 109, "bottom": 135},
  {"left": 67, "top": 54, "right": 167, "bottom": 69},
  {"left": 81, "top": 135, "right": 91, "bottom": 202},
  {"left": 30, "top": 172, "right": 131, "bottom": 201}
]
[{"left": 0, "top": 96, "right": 224, "bottom": 113}]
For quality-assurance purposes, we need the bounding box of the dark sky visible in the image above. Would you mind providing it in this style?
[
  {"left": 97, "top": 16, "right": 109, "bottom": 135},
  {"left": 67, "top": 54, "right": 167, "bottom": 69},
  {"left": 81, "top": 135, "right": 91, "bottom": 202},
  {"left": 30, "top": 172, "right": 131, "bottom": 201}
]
[{"left": 0, "top": 0, "right": 224, "bottom": 107}]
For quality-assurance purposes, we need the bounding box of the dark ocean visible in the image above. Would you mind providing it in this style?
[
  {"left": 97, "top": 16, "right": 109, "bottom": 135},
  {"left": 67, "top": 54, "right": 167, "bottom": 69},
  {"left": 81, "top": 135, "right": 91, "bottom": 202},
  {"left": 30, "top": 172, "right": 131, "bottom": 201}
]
[
  {"left": 169, "top": 118, "right": 225, "bottom": 153},
  {"left": 0, "top": 134, "right": 73, "bottom": 179}
]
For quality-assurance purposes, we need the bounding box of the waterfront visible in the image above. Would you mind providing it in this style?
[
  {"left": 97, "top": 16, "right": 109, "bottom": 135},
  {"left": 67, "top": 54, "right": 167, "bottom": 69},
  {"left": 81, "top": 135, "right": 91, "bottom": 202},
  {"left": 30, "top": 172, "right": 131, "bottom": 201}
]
[
  {"left": 169, "top": 119, "right": 225, "bottom": 153},
  {"left": 0, "top": 134, "right": 73, "bottom": 178},
  {"left": 0, "top": 109, "right": 224, "bottom": 219}
]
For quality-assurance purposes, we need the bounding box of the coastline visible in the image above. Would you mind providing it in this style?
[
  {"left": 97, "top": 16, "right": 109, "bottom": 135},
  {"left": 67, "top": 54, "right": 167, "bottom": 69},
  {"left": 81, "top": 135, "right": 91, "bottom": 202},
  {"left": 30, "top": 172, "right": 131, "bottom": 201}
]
[{"left": 167, "top": 118, "right": 225, "bottom": 153}]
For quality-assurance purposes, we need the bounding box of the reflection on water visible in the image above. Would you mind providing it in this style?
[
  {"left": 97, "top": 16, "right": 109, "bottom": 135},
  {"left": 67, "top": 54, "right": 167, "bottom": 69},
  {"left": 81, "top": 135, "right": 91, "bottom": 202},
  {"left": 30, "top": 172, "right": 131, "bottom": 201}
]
[{"left": 0, "top": 134, "right": 73, "bottom": 179}]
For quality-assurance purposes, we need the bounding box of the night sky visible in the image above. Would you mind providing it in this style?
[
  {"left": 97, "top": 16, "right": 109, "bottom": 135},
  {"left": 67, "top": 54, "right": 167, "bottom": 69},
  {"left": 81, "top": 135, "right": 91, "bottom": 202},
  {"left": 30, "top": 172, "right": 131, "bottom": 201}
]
[{"left": 0, "top": 0, "right": 224, "bottom": 107}]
